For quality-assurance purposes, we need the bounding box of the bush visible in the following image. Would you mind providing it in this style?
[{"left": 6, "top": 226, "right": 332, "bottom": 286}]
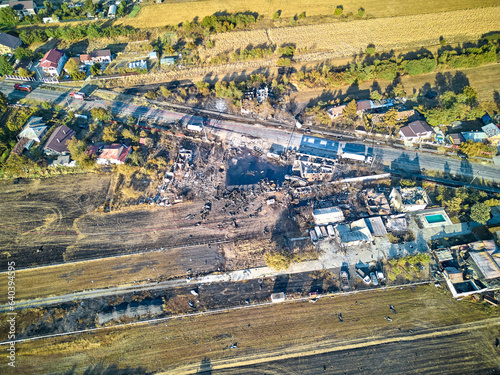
[
  {"left": 264, "top": 251, "right": 292, "bottom": 271},
  {"left": 276, "top": 57, "right": 291, "bottom": 67}
]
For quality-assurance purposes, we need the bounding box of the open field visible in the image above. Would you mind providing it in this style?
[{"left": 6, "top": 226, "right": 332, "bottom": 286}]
[
  {"left": 206, "top": 7, "right": 500, "bottom": 61},
  {"left": 8, "top": 285, "right": 500, "bottom": 374},
  {"left": 121, "top": 0, "right": 500, "bottom": 28}
]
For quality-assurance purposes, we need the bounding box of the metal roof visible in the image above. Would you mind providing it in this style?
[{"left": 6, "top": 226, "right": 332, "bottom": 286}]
[
  {"left": 469, "top": 251, "right": 500, "bottom": 280},
  {"left": 365, "top": 216, "right": 387, "bottom": 236}
]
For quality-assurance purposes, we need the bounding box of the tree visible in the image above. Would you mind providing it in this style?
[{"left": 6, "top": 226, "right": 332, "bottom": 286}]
[
  {"left": 43, "top": 1, "right": 53, "bottom": 14},
  {"left": 121, "top": 128, "right": 138, "bottom": 142},
  {"left": 90, "top": 63, "right": 101, "bottom": 76},
  {"left": 342, "top": 99, "right": 357, "bottom": 120},
  {"left": 370, "top": 90, "right": 382, "bottom": 101},
  {"left": 160, "top": 87, "right": 172, "bottom": 98},
  {"left": 400, "top": 179, "right": 416, "bottom": 187},
  {"left": 382, "top": 108, "right": 398, "bottom": 131},
  {"left": 334, "top": 6, "right": 343, "bottom": 16},
  {"left": 358, "top": 7, "right": 365, "bottom": 17},
  {"left": 18, "top": 67, "right": 32, "bottom": 77},
  {"left": 459, "top": 140, "right": 491, "bottom": 157},
  {"left": 67, "top": 137, "right": 90, "bottom": 165},
  {"left": 273, "top": 11, "right": 281, "bottom": 20},
  {"left": 444, "top": 196, "right": 463, "bottom": 212},
  {"left": 91, "top": 107, "right": 112, "bottom": 122},
  {"left": 117, "top": 1, "right": 126, "bottom": 17},
  {"left": 0, "top": 56, "right": 14, "bottom": 76},
  {"left": 0, "top": 7, "right": 17, "bottom": 25},
  {"left": 102, "top": 126, "right": 118, "bottom": 143},
  {"left": 0, "top": 91, "right": 8, "bottom": 112},
  {"left": 470, "top": 202, "right": 491, "bottom": 224},
  {"left": 14, "top": 47, "right": 34, "bottom": 61},
  {"left": 64, "top": 58, "right": 79, "bottom": 76},
  {"left": 163, "top": 44, "right": 175, "bottom": 56}
]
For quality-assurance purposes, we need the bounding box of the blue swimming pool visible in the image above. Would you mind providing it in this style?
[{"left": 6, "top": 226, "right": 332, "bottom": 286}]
[{"left": 425, "top": 214, "right": 446, "bottom": 224}]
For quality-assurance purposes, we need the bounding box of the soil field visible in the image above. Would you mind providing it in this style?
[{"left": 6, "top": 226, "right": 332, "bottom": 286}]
[
  {"left": 0, "top": 174, "right": 112, "bottom": 268},
  {"left": 216, "top": 327, "right": 500, "bottom": 374},
  {"left": 206, "top": 7, "right": 500, "bottom": 61},
  {"left": 0, "top": 173, "right": 283, "bottom": 268},
  {"left": 8, "top": 285, "right": 500, "bottom": 374},
  {"left": 122, "top": 0, "right": 500, "bottom": 28}
]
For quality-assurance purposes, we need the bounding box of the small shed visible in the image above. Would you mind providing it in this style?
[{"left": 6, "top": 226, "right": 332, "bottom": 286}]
[{"left": 271, "top": 292, "right": 285, "bottom": 303}]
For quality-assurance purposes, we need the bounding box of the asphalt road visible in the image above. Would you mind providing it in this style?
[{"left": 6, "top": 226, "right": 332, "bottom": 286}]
[{"left": 1, "top": 81, "right": 499, "bottom": 183}]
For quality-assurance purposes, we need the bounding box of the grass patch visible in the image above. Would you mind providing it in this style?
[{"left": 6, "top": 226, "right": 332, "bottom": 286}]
[{"left": 128, "top": 5, "right": 141, "bottom": 18}]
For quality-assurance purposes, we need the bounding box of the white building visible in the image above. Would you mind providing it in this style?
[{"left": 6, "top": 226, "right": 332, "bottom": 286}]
[{"left": 312, "top": 206, "right": 345, "bottom": 225}]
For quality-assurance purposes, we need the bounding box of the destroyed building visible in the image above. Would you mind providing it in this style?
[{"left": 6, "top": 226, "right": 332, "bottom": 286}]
[
  {"left": 433, "top": 240, "right": 500, "bottom": 298},
  {"left": 335, "top": 219, "right": 373, "bottom": 247},
  {"left": 389, "top": 187, "right": 430, "bottom": 212},
  {"left": 363, "top": 188, "right": 391, "bottom": 216}
]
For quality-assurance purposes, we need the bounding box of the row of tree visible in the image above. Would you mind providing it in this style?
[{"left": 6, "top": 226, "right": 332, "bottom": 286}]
[
  {"left": 292, "top": 42, "right": 499, "bottom": 89},
  {"left": 18, "top": 23, "right": 136, "bottom": 45}
]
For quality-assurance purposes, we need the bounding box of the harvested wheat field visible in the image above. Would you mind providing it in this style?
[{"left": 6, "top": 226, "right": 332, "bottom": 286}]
[
  {"left": 121, "top": 0, "right": 500, "bottom": 28},
  {"left": 208, "top": 7, "right": 500, "bottom": 60}
]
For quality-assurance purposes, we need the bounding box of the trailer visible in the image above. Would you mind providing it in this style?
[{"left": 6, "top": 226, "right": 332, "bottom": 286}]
[
  {"left": 14, "top": 84, "right": 32, "bottom": 92},
  {"left": 309, "top": 229, "right": 318, "bottom": 243},
  {"left": 326, "top": 224, "right": 336, "bottom": 238},
  {"left": 320, "top": 226, "right": 328, "bottom": 238},
  {"left": 314, "top": 226, "right": 323, "bottom": 240}
]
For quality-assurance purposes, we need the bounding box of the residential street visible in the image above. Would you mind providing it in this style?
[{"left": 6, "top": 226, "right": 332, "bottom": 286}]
[{"left": 1, "top": 81, "right": 500, "bottom": 184}]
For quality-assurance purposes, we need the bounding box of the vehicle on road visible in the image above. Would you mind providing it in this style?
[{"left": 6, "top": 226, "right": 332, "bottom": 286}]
[
  {"left": 70, "top": 91, "right": 86, "bottom": 100},
  {"left": 14, "top": 84, "right": 32, "bottom": 92}
]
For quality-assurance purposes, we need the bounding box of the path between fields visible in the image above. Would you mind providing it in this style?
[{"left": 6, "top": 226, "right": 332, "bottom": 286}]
[{"left": 167, "top": 316, "right": 500, "bottom": 375}]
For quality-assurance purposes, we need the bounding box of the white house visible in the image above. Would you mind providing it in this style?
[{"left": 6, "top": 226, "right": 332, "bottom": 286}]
[
  {"left": 40, "top": 49, "right": 66, "bottom": 77},
  {"left": 17, "top": 117, "right": 47, "bottom": 150},
  {"left": 399, "top": 120, "right": 434, "bottom": 141}
]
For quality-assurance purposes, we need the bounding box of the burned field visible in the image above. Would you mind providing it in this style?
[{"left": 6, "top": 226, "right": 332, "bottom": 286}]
[
  {"left": 0, "top": 141, "right": 290, "bottom": 269},
  {"left": 0, "top": 270, "right": 341, "bottom": 341}
]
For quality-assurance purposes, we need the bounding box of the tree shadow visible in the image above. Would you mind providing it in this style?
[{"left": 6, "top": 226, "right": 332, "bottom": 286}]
[
  {"left": 195, "top": 357, "right": 213, "bottom": 374},
  {"left": 390, "top": 152, "right": 421, "bottom": 175},
  {"left": 272, "top": 274, "right": 289, "bottom": 294},
  {"left": 80, "top": 363, "right": 151, "bottom": 375}
]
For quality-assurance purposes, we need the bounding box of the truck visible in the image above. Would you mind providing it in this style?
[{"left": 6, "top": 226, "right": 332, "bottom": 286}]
[
  {"left": 14, "top": 84, "right": 32, "bottom": 92},
  {"left": 70, "top": 91, "right": 86, "bottom": 100}
]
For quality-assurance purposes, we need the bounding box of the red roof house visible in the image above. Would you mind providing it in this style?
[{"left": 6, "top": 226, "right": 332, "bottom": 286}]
[
  {"left": 96, "top": 144, "right": 131, "bottom": 165},
  {"left": 40, "top": 49, "right": 66, "bottom": 76}
]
